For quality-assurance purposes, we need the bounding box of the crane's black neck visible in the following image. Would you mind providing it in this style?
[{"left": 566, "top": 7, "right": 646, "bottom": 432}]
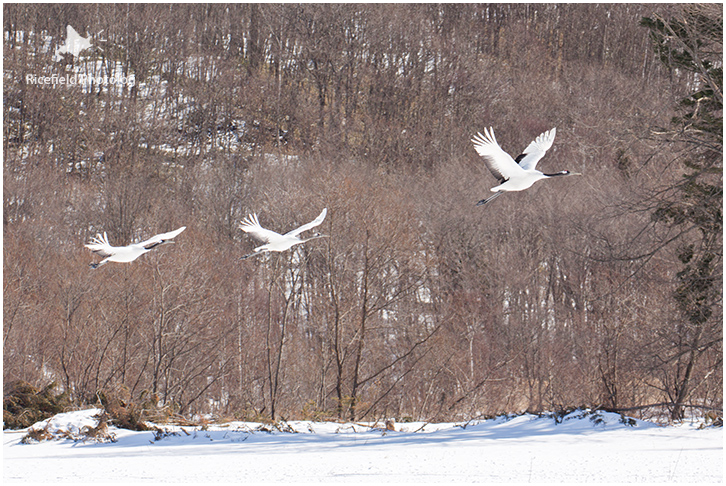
[
  {"left": 144, "top": 241, "right": 167, "bottom": 250},
  {"left": 543, "top": 170, "right": 570, "bottom": 177}
]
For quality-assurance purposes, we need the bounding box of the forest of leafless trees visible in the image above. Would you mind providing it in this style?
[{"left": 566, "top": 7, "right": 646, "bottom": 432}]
[{"left": 3, "top": 4, "right": 722, "bottom": 424}]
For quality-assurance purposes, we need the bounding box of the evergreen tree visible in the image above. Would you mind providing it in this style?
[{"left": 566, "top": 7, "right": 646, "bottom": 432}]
[{"left": 642, "top": 5, "right": 723, "bottom": 421}]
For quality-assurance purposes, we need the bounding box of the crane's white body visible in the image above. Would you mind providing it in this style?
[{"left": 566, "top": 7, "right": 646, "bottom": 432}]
[
  {"left": 239, "top": 208, "right": 328, "bottom": 259},
  {"left": 472, "top": 127, "right": 578, "bottom": 205},
  {"left": 85, "top": 226, "right": 186, "bottom": 268}
]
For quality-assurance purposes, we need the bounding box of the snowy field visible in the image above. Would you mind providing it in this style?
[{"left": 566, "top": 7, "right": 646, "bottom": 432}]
[{"left": 3, "top": 408, "right": 722, "bottom": 484}]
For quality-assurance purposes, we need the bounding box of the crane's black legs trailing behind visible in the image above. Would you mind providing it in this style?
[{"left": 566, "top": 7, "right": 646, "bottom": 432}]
[
  {"left": 240, "top": 251, "right": 263, "bottom": 260},
  {"left": 476, "top": 191, "right": 503, "bottom": 206}
]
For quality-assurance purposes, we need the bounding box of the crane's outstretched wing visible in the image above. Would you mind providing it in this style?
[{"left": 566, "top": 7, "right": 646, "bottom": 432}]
[
  {"left": 514, "top": 128, "right": 556, "bottom": 171},
  {"left": 239, "top": 214, "right": 282, "bottom": 243},
  {"left": 471, "top": 128, "right": 521, "bottom": 183},
  {"left": 85, "top": 232, "right": 116, "bottom": 257},
  {"left": 138, "top": 226, "right": 186, "bottom": 249},
  {"left": 285, "top": 208, "right": 327, "bottom": 237}
]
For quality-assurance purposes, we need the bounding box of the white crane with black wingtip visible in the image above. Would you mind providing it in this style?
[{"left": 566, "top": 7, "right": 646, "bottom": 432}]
[
  {"left": 85, "top": 226, "right": 186, "bottom": 268},
  {"left": 471, "top": 127, "right": 580, "bottom": 206},
  {"left": 239, "top": 208, "right": 328, "bottom": 260}
]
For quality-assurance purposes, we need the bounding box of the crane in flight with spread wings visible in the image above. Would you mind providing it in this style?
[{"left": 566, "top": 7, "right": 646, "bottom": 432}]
[
  {"left": 239, "top": 208, "right": 328, "bottom": 260},
  {"left": 471, "top": 127, "right": 580, "bottom": 206},
  {"left": 85, "top": 227, "right": 186, "bottom": 269}
]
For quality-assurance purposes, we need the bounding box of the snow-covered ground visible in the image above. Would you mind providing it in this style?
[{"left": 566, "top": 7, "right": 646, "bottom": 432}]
[{"left": 3, "top": 408, "right": 722, "bottom": 484}]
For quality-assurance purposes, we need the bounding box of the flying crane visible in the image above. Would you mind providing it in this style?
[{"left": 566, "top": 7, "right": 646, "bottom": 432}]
[
  {"left": 85, "top": 226, "right": 186, "bottom": 268},
  {"left": 472, "top": 127, "right": 580, "bottom": 206},
  {"left": 239, "top": 208, "right": 328, "bottom": 260}
]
